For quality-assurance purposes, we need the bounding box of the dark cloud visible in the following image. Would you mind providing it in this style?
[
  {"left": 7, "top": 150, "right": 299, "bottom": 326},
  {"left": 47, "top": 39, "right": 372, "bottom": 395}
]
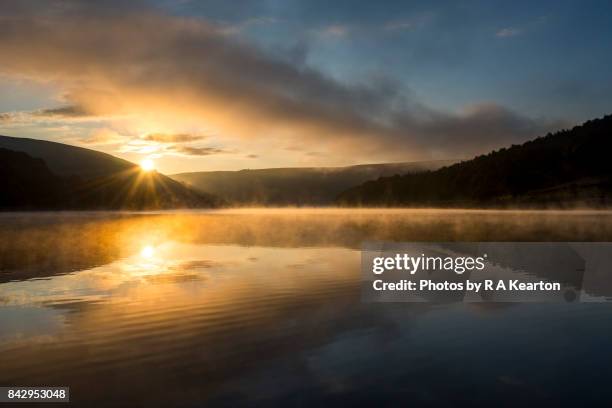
[
  {"left": 388, "top": 103, "right": 567, "bottom": 158},
  {"left": 35, "top": 105, "right": 90, "bottom": 118},
  {"left": 0, "top": 0, "right": 566, "bottom": 161},
  {"left": 144, "top": 133, "right": 206, "bottom": 143},
  {"left": 246, "top": 154, "right": 258, "bottom": 159},
  {"left": 168, "top": 146, "right": 227, "bottom": 156}
]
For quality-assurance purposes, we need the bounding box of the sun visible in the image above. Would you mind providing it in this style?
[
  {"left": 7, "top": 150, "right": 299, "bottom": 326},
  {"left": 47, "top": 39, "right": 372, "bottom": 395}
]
[
  {"left": 140, "top": 245, "right": 155, "bottom": 259},
  {"left": 140, "top": 158, "right": 155, "bottom": 172}
]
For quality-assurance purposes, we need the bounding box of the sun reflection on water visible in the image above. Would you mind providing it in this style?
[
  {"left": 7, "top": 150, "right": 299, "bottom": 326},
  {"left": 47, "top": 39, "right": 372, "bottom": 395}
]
[{"left": 128, "top": 244, "right": 167, "bottom": 275}]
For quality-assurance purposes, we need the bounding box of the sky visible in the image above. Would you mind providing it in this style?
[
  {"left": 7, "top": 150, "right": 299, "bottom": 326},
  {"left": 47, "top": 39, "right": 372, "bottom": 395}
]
[{"left": 0, "top": 0, "right": 611, "bottom": 174}]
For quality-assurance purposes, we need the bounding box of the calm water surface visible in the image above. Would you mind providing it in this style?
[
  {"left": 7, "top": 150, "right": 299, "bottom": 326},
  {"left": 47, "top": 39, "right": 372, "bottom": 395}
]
[{"left": 2, "top": 209, "right": 612, "bottom": 407}]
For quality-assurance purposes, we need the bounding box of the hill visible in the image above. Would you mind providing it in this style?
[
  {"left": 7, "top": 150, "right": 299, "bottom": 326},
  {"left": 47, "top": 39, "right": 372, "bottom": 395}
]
[
  {"left": 171, "top": 161, "right": 454, "bottom": 206},
  {"left": 72, "top": 167, "right": 220, "bottom": 210},
  {"left": 337, "top": 115, "right": 612, "bottom": 207},
  {"left": 0, "top": 148, "right": 69, "bottom": 209},
  {"left": 0, "top": 137, "right": 220, "bottom": 210},
  {"left": 0, "top": 135, "right": 133, "bottom": 179}
]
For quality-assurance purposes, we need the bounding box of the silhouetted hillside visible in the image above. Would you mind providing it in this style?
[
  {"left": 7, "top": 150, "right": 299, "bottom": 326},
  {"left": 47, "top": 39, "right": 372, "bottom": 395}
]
[
  {"left": 0, "top": 135, "right": 133, "bottom": 179},
  {"left": 0, "top": 148, "right": 70, "bottom": 209},
  {"left": 72, "top": 168, "right": 221, "bottom": 210},
  {"left": 337, "top": 115, "right": 612, "bottom": 207},
  {"left": 0, "top": 138, "right": 220, "bottom": 210},
  {"left": 171, "top": 161, "right": 454, "bottom": 206}
]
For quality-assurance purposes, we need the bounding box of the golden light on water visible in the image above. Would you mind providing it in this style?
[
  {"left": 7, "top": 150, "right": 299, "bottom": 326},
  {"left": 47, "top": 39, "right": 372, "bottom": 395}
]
[
  {"left": 132, "top": 244, "right": 165, "bottom": 274},
  {"left": 140, "top": 158, "right": 155, "bottom": 172}
]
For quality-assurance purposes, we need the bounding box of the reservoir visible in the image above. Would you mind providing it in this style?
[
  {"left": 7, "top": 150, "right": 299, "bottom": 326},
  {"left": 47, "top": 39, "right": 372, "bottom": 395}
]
[{"left": 2, "top": 209, "right": 612, "bottom": 406}]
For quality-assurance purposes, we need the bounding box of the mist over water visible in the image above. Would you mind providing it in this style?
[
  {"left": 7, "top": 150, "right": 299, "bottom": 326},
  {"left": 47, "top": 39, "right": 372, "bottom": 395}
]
[{"left": 2, "top": 209, "right": 612, "bottom": 406}]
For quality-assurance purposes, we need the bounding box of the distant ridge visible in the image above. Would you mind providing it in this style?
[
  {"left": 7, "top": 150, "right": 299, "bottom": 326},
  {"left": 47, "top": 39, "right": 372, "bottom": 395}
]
[
  {"left": 337, "top": 114, "right": 612, "bottom": 207},
  {"left": 171, "top": 160, "right": 455, "bottom": 206}
]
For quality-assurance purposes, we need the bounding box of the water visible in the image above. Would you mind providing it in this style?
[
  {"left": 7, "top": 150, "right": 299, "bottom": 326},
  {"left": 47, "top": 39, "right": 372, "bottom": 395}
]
[{"left": 2, "top": 209, "right": 612, "bottom": 407}]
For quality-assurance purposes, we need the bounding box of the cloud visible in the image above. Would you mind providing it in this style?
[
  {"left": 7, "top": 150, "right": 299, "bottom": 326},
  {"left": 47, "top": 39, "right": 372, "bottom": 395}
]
[
  {"left": 143, "top": 133, "right": 206, "bottom": 143},
  {"left": 246, "top": 154, "right": 258, "bottom": 159},
  {"left": 0, "top": 1, "right": 563, "bottom": 162},
  {"left": 0, "top": 104, "right": 110, "bottom": 126},
  {"left": 79, "top": 128, "right": 127, "bottom": 145},
  {"left": 384, "top": 21, "right": 414, "bottom": 31},
  {"left": 390, "top": 103, "right": 564, "bottom": 158},
  {"left": 219, "top": 16, "right": 277, "bottom": 35},
  {"left": 496, "top": 27, "right": 521, "bottom": 38},
  {"left": 121, "top": 143, "right": 229, "bottom": 157},
  {"left": 167, "top": 146, "right": 227, "bottom": 156},
  {"left": 34, "top": 105, "right": 90, "bottom": 118},
  {"left": 383, "top": 14, "right": 431, "bottom": 32},
  {"left": 318, "top": 24, "right": 349, "bottom": 38},
  {"left": 0, "top": 110, "right": 36, "bottom": 124}
]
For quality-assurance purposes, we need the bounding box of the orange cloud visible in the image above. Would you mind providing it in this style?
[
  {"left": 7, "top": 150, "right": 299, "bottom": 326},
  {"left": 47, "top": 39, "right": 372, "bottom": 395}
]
[
  {"left": 143, "top": 133, "right": 206, "bottom": 143},
  {"left": 0, "top": 1, "right": 565, "bottom": 163}
]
